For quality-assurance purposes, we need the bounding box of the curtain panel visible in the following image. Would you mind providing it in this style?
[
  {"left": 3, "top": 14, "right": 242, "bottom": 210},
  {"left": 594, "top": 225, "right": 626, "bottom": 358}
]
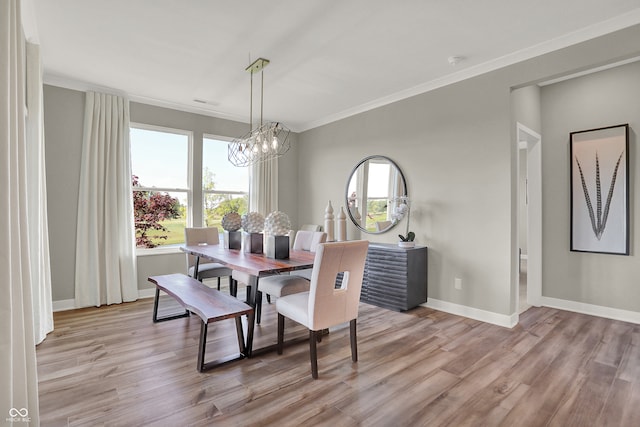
[
  {"left": 75, "top": 92, "right": 138, "bottom": 307},
  {"left": 26, "top": 41, "right": 54, "bottom": 345},
  {"left": 249, "top": 156, "right": 278, "bottom": 215},
  {"left": 0, "top": 0, "right": 41, "bottom": 423}
]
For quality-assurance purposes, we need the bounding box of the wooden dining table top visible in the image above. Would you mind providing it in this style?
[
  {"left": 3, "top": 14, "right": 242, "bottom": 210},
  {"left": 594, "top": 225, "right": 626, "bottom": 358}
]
[{"left": 181, "top": 244, "right": 316, "bottom": 277}]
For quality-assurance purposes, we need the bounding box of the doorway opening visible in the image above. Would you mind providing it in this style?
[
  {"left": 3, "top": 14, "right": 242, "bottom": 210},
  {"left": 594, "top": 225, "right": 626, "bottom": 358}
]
[{"left": 517, "top": 123, "right": 542, "bottom": 313}]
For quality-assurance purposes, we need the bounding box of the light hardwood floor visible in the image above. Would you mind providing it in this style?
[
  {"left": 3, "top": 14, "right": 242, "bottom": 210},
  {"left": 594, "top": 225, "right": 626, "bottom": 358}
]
[{"left": 37, "top": 291, "right": 640, "bottom": 426}]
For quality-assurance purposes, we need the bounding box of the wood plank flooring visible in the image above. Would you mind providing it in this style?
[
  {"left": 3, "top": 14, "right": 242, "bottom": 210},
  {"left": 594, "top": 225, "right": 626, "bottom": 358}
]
[{"left": 37, "top": 292, "right": 640, "bottom": 426}]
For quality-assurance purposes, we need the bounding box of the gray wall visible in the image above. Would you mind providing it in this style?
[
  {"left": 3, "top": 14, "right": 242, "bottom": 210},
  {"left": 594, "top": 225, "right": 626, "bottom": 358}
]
[
  {"left": 43, "top": 87, "right": 299, "bottom": 300},
  {"left": 44, "top": 23, "right": 640, "bottom": 319},
  {"left": 540, "top": 60, "right": 640, "bottom": 311},
  {"left": 298, "top": 74, "right": 514, "bottom": 315},
  {"left": 44, "top": 86, "right": 84, "bottom": 301},
  {"left": 295, "top": 25, "right": 640, "bottom": 317}
]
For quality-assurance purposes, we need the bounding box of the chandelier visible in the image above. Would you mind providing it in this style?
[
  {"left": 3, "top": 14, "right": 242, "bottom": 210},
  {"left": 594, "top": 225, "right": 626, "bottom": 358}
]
[{"left": 228, "top": 58, "right": 291, "bottom": 167}]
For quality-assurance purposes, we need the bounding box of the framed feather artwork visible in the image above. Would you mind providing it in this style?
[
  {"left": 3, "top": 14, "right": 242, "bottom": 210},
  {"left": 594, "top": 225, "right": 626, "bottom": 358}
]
[{"left": 570, "top": 124, "right": 629, "bottom": 255}]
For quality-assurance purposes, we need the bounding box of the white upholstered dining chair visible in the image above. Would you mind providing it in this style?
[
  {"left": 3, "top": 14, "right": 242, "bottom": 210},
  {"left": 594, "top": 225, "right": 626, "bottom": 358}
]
[
  {"left": 255, "top": 230, "right": 327, "bottom": 323},
  {"left": 184, "top": 227, "right": 232, "bottom": 290},
  {"left": 276, "top": 240, "right": 369, "bottom": 379}
]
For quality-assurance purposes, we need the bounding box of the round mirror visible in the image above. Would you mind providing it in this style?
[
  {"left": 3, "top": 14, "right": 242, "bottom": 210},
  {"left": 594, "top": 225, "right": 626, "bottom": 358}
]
[{"left": 345, "top": 155, "right": 407, "bottom": 234}]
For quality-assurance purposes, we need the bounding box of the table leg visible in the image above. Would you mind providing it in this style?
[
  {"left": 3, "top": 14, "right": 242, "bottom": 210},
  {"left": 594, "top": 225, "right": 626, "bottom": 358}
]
[
  {"left": 245, "top": 276, "right": 259, "bottom": 356},
  {"left": 193, "top": 255, "right": 201, "bottom": 280}
]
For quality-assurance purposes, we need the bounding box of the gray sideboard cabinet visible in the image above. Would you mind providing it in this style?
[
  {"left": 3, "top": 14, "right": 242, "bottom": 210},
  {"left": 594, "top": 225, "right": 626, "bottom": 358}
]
[{"left": 360, "top": 243, "right": 428, "bottom": 311}]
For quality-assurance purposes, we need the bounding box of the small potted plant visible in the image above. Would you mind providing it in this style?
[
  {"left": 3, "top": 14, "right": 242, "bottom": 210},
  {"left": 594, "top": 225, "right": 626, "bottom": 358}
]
[{"left": 398, "top": 231, "right": 415, "bottom": 248}]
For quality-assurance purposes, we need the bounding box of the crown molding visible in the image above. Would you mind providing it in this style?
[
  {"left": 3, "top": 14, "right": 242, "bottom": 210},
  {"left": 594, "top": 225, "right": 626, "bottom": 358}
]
[
  {"left": 43, "top": 73, "right": 251, "bottom": 127},
  {"left": 298, "top": 9, "right": 640, "bottom": 132},
  {"left": 42, "top": 9, "right": 640, "bottom": 134}
]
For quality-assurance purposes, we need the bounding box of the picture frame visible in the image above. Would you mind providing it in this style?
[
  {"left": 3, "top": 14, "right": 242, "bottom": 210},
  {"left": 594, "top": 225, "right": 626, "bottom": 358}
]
[{"left": 570, "top": 124, "right": 629, "bottom": 255}]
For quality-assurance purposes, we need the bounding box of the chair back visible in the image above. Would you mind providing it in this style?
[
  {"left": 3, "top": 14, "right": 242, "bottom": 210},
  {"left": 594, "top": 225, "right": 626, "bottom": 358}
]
[
  {"left": 300, "top": 224, "right": 322, "bottom": 232},
  {"left": 293, "top": 230, "right": 327, "bottom": 252},
  {"left": 184, "top": 227, "right": 220, "bottom": 268},
  {"left": 307, "top": 240, "right": 369, "bottom": 330}
]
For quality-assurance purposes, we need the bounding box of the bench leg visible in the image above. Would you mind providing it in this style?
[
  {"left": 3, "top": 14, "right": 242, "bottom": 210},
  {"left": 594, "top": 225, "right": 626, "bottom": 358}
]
[
  {"left": 152, "top": 288, "right": 190, "bottom": 323},
  {"left": 235, "top": 317, "right": 245, "bottom": 355},
  {"left": 197, "top": 312, "right": 253, "bottom": 371},
  {"left": 198, "top": 322, "right": 208, "bottom": 372}
]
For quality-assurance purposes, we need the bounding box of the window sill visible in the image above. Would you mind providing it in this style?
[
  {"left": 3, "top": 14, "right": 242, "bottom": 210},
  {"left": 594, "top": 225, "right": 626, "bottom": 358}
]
[{"left": 136, "top": 245, "right": 183, "bottom": 257}]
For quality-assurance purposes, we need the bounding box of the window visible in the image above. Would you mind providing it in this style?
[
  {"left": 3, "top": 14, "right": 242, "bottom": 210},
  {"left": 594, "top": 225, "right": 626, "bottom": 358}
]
[
  {"left": 130, "top": 125, "right": 190, "bottom": 249},
  {"left": 202, "top": 136, "right": 248, "bottom": 228}
]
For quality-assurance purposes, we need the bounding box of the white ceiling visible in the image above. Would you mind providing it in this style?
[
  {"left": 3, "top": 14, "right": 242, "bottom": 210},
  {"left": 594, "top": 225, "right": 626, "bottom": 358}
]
[{"left": 31, "top": 0, "right": 640, "bottom": 132}]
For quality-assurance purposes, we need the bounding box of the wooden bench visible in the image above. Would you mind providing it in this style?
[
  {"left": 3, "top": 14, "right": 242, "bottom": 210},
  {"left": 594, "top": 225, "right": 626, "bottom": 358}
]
[{"left": 148, "top": 273, "right": 254, "bottom": 372}]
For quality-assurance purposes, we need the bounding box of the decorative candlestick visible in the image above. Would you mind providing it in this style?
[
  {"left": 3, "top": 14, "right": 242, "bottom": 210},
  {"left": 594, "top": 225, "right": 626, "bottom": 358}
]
[
  {"left": 337, "top": 206, "right": 347, "bottom": 241},
  {"left": 324, "top": 200, "right": 335, "bottom": 241}
]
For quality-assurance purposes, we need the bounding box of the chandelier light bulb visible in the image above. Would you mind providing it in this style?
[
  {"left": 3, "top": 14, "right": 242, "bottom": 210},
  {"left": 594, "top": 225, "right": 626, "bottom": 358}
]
[{"left": 228, "top": 59, "right": 291, "bottom": 167}]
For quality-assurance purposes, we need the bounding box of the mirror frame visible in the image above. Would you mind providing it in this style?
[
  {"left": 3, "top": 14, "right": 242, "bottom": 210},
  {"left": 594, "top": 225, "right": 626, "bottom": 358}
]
[{"left": 345, "top": 155, "right": 408, "bottom": 234}]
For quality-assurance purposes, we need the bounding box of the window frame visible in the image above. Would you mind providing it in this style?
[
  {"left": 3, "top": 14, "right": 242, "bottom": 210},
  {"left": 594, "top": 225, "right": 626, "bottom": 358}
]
[
  {"left": 130, "top": 122, "right": 193, "bottom": 254},
  {"left": 201, "top": 134, "right": 249, "bottom": 227}
]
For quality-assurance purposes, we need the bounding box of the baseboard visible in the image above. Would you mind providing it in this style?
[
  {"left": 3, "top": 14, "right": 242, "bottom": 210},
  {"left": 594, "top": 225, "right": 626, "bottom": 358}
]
[
  {"left": 138, "top": 288, "right": 156, "bottom": 299},
  {"left": 424, "top": 298, "right": 518, "bottom": 328},
  {"left": 52, "top": 299, "right": 76, "bottom": 312},
  {"left": 540, "top": 296, "right": 640, "bottom": 325},
  {"left": 52, "top": 289, "right": 158, "bottom": 312}
]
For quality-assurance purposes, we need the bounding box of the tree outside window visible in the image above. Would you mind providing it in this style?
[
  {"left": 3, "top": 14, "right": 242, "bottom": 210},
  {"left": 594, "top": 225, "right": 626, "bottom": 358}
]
[
  {"left": 130, "top": 125, "right": 189, "bottom": 248},
  {"left": 202, "top": 137, "right": 249, "bottom": 228}
]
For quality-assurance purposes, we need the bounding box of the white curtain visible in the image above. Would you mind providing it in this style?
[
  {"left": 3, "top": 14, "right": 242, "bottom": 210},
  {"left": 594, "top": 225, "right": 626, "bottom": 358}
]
[
  {"left": 0, "top": 0, "right": 41, "bottom": 423},
  {"left": 26, "top": 41, "right": 53, "bottom": 345},
  {"left": 75, "top": 92, "right": 138, "bottom": 307},
  {"left": 249, "top": 156, "right": 278, "bottom": 215}
]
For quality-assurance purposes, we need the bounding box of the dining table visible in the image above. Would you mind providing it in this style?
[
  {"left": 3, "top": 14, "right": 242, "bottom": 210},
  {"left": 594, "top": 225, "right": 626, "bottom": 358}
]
[{"left": 180, "top": 243, "right": 315, "bottom": 356}]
